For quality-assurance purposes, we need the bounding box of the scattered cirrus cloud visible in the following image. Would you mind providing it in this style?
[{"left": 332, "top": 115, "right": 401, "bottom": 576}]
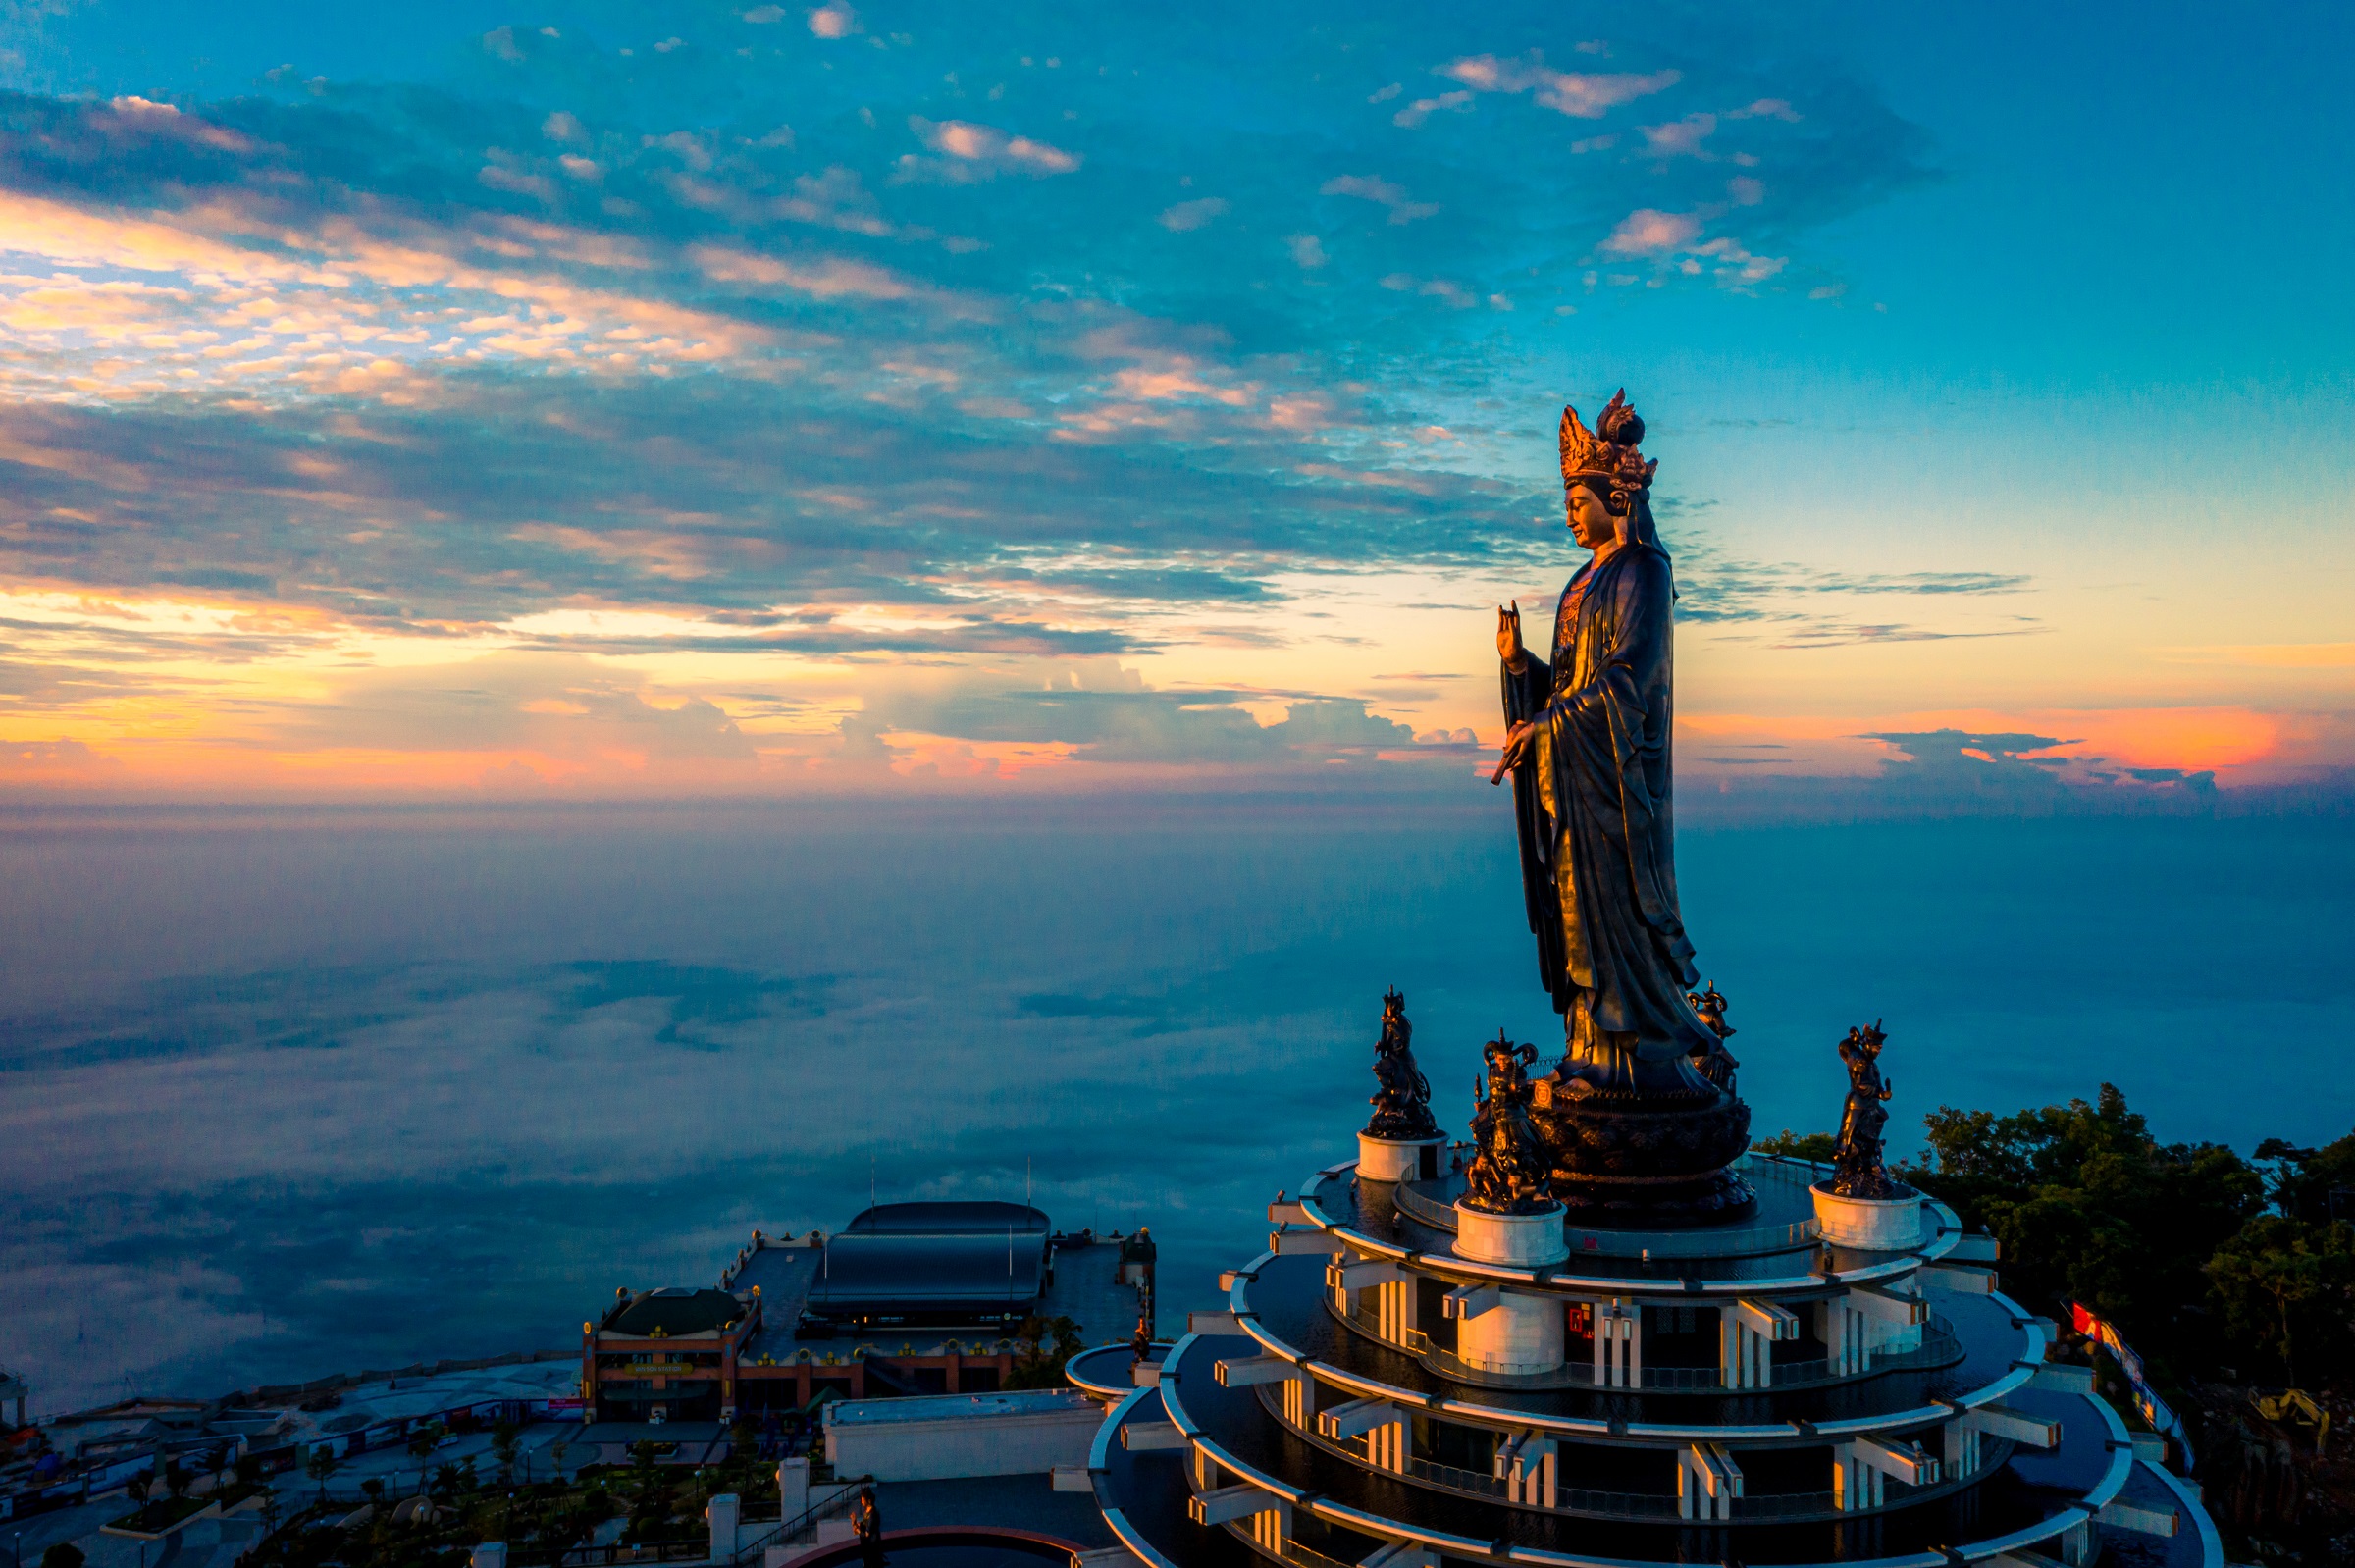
[
  {"left": 1320, "top": 174, "right": 1439, "bottom": 224},
  {"left": 899, "top": 116, "right": 1081, "bottom": 182},
  {"left": 1158, "top": 196, "right": 1229, "bottom": 232},
  {"left": 806, "top": 2, "right": 859, "bottom": 38},
  {"left": 1437, "top": 53, "right": 1681, "bottom": 119},
  {"left": 0, "top": 6, "right": 1984, "bottom": 795},
  {"left": 1603, "top": 206, "right": 1704, "bottom": 254}
]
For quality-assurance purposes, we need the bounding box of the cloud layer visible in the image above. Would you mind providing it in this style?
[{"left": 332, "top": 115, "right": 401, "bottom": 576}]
[{"left": 0, "top": 3, "right": 2334, "bottom": 801}]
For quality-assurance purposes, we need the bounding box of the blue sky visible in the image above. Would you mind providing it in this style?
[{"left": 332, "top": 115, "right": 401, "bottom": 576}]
[{"left": 0, "top": 0, "right": 2346, "bottom": 797}]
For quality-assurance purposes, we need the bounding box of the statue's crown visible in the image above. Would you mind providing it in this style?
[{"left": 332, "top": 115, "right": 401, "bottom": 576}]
[{"left": 1558, "top": 389, "right": 1657, "bottom": 496}]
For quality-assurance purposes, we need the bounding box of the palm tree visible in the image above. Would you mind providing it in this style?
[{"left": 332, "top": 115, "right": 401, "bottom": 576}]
[
  {"left": 304, "top": 1447, "right": 340, "bottom": 1502},
  {"left": 492, "top": 1421, "right": 521, "bottom": 1487}
]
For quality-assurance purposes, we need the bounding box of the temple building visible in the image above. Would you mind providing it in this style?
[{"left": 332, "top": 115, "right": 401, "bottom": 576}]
[
  {"left": 583, "top": 1200, "right": 1154, "bottom": 1421},
  {"left": 1073, "top": 1026, "right": 2225, "bottom": 1568}
]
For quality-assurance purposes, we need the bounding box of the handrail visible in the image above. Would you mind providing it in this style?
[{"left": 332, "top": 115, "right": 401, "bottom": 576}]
[
  {"left": 510, "top": 1538, "right": 709, "bottom": 1567},
  {"left": 1326, "top": 1421, "right": 2011, "bottom": 1523},
  {"left": 1389, "top": 1179, "right": 1819, "bottom": 1257},
  {"left": 1250, "top": 1528, "right": 1356, "bottom": 1568},
  {"left": 1339, "top": 1299, "right": 1962, "bottom": 1393},
  {"left": 728, "top": 1474, "right": 871, "bottom": 1564}
]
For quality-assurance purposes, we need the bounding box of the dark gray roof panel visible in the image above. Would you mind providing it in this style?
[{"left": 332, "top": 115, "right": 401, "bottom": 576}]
[
  {"left": 608, "top": 1287, "right": 743, "bottom": 1337},
  {"left": 806, "top": 1231, "right": 1046, "bottom": 1317},
  {"left": 842, "top": 1201, "right": 1049, "bottom": 1235}
]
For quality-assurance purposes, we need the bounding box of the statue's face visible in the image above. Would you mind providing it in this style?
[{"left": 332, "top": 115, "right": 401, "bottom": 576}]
[{"left": 1565, "top": 483, "right": 1617, "bottom": 549}]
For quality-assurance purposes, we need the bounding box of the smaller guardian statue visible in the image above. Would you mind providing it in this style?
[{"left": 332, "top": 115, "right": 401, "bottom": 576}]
[
  {"left": 1463, "top": 1032, "right": 1554, "bottom": 1214},
  {"left": 854, "top": 1484, "right": 884, "bottom": 1566},
  {"left": 1686, "top": 983, "right": 1740, "bottom": 1094},
  {"left": 1364, "top": 988, "right": 1440, "bottom": 1140},
  {"left": 1130, "top": 1304, "right": 1155, "bottom": 1361},
  {"left": 1831, "top": 1020, "right": 1907, "bottom": 1199}
]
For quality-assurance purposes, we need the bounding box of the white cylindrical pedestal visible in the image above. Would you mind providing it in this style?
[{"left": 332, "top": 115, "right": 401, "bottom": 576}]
[
  {"left": 1811, "top": 1181, "right": 1924, "bottom": 1250},
  {"left": 1452, "top": 1202, "right": 1569, "bottom": 1375},
  {"left": 1358, "top": 1132, "right": 1444, "bottom": 1183}
]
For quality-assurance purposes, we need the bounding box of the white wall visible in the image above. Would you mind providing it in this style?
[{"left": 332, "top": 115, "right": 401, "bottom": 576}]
[{"left": 824, "top": 1392, "right": 1102, "bottom": 1483}]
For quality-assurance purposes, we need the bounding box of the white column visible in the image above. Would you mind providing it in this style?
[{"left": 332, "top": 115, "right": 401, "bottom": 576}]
[
  {"left": 1495, "top": 1431, "right": 1557, "bottom": 1507},
  {"left": 1329, "top": 1257, "right": 1406, "bottom": 1343},
  {"left": 1216, "top": 1353, "right": 1312, "bottom": 1429},
  {"left": 1319, "top": 1397, "right": 1410, "bottom": 1474},
  {"left": 1721, "top": 1300, "right": 1799, "bottom": 1388},
  {"left": 1831, "top": 1443, "right": 1882, "bottom": 1511},
  {"left": 1192, "top": 1444, "right": 1220, "bottom": 1492},
  {"left": 1678, "top": 1443, "right": 1742, "bottom": 1521},
  {"left": 1456, "top": 1288, "right": 1565, "bottom": 1377},
  {"left": 1941, "top": 1419, "right": 1981, "bottom": 1480},
  {"left": 1191, "top": 1484, "right": 1290, "bottom": 1534},
  {"left": 1849, "top": 1282, "right": 1927, "bottom": 1357},
  {"left": 1593, "top": 1302, "right": 1641, "bottom": 1387},
  {"left": 1450, "top": 1205, "right": 1570, "bottom": 1376},
  {"left": 1834, "top": 1437, "right": 1937, "bottom": 1510},
  {"left": 1818, "top": 1296, "right": 1870, "bottom": 1375},
  {"left": 777, "top": 1457, "right": 809, "bottom": 1520},
  {"left": 706, "top": 1493, "right": 740, "bottom": 1561}
]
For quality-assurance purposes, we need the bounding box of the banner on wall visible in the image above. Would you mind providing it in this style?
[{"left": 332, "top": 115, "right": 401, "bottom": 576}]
[{"left": 2069, "top": 1302, "right": 2194, "bottom": 1472}]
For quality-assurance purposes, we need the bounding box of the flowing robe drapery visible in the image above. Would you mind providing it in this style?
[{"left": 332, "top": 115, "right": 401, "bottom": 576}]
[{"left": 1502, "top": 542, "right": 1718, "bottom": 1062}]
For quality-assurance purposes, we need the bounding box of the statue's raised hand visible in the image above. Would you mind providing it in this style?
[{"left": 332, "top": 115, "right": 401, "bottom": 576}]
[{"left": 1496, "top": 601, "right": 1526, "bottom": 671}]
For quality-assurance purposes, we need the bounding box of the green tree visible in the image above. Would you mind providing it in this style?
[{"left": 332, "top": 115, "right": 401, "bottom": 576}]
[
  {"left": 1901, "top": 1082, "right": 2263, "bottom": 1371},
  {"left": 2254, "top": 1127, "right": 2355, "bottom": 1221},
  {"left": 1753, "top": 1129, "right": 1838, "bottom": 1162},
  {"left": 39, "top": 1542, "right": 86, "bottom": 1568},
  {"left": 492, "top": 1420, "right": 521, "bottom": 1487},
  {"left": 164, "top": 1458, "right": 190, "bottom": 1499},
  {"left": 361, "top": 1477, "right": 386, "bottom": 1505},
  {"left": 2205, "top": 1215, "right": 2355, "bottom": 1386},
  {"left": 1004, "top": 1314, "right": 1083, "bottom": 1389},
  {"left": 128, "top": 1471, "right": 153, "bottom": 1510}
]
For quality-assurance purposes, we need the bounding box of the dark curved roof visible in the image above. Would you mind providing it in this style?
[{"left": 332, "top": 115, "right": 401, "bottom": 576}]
[
  {"left": 807, "top": 1230, "right": 1046, "bottom": 1319},
  {"left": 609, "top": 1287, "right": 742, "bottom": 1337},
  {"left": 843, "top": 1201, "right": 1049, "bottom": 1235}
]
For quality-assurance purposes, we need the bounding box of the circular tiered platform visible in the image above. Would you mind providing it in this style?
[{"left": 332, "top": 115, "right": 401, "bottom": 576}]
[{"left": 1084, "top": 1152, "right": 2221, "bottom": 1568}]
